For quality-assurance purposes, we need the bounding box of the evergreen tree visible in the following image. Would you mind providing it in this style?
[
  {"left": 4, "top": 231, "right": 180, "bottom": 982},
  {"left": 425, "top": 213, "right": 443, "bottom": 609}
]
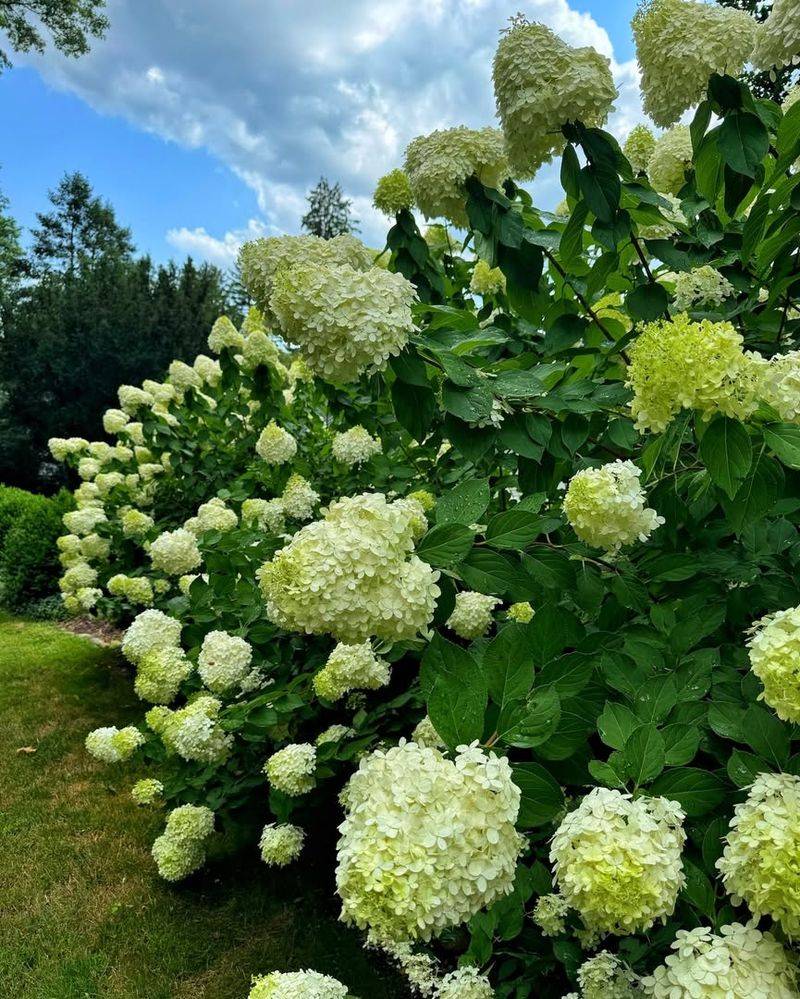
[
  {"left": 0, "top": 182, "right": 24, "bottom": 316},
  {"left": 716, "top": 0, "right": 799, "bottom": 100},
  {"left": 301, "top": 177, "right": 358, "bottom": 239},
  {"left": 0, "top": 0, "right": 108, "bottom": 71}
]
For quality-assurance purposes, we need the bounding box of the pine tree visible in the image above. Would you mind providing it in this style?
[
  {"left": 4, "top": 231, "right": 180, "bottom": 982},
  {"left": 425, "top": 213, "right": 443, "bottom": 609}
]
[
  {"left": 301, "top": 177, "right": 359, "bottom": 239},
  {"left": 716, "top": 0, "right": 799, "bottom": 101}
]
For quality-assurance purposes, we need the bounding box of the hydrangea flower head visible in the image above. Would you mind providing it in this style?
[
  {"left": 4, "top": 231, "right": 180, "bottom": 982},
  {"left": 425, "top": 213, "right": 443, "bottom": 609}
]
[
  {"left": 131, "top": 778, "right": 164, "bottom": 806},
  {"left": 672, "top": 266, "right": 734, "bottom": 312},
  {"left": 551, "top": 787, "right": 686, "bottom": 936},
  {"left": 533, "top": 893, "right": 571, "bottom": 937},
  {"left": 717, "top": 772, "right": 800, "bottom": 936},
  {"left": 436, "top": 967, "right": 494, "bottom": 999},
  {"left": 336, "top": 741, "right": 523, "bottom": 943},
  {"left": 242, "top": 497, "right": 286, "bottom": 534},
  {"left": 447, "top": 591, "right": 501, "bottom": 639},
  {"left": 149, "top": 528, "right": 202, "bottom": 576},
  {"left": 85, "top": 725, "right": 144, "bottom": 763},
  {"left": 264, "top": 743, "right": 317, "bottom": 796},
  {"left": 755, "top": 350, "right": 800, "bottom": 422},
  {"left": 470, "top": 259, "right": 506, "bottom": 297},
  {"left": 752, "top": 0, "right": 800, "bottom": 71},
  {"left": 120, "top": 509, "right": 154, "bottom": 539},
  {"left": 633, "top": 0, "right": 756, "bottom": 127},
  {"left": 313, "top": 641, "right": 391, "bottom": 701},
  {"left": 648, "top": 125, "right": 693, "bottom": 195},
  {"left": 195, "top": 498, "right": 238, "bottom": 533},
  {"left": 152, "top": 804, "right": 215, "bottom": 881},
  {"left": 256, "top": 422, "right": 298, "bottom": 465},
  {"left": 197, "top": 630, "right": 254, "bottom": 695},
  {"left": 493, "top": 18, "right": 617, "bottom": 178},
  {"left": 331, "top": 426, "right": 382, "bottom": 466},
  {"left": 280, "top": 474, "right": 319, "bottom": 521},
  {"left": 134, "top": 645, "right": 193, "bottom": 704},
  {"left": 624, "top": 124, "right": 657, "bottom": 174},
  {"left": 747, "top": 605, "right": 800, "bottom": 723},
  {"left": 404, "top": 126, "right": 510, "bottom": 226},
  {"left": 259, "top": 823, "right": 305, "bottom": 867},
  {"left": 148, "top": 695, "right": 232, "bottom": 765},
  {"left": 248, "top": 970, "right": 348, "bottom": 999},
  {"left": 122, "top": 608, "right": 182, "bottom": 666},
  {"left": 373, "top": 169, "right": 415, "bottom": 216},
  {"left": 411, "top": 715, "right": 445, "bottom": 749},
  {"left": 107, "top": 574, "right": 154, "bottom": 607},
  {"left": 577, "top": 951, "right": 639, "bottom": 998},
  {"left": 207, "top": 315, "right": 245, "bottom": 354},
  {"left": 507, "top": 601, "right": 534, "bottom": 624}
]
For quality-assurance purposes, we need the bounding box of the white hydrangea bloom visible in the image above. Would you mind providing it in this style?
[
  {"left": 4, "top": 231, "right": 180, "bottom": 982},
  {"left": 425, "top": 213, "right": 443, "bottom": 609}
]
[
  {"left": 507, "top": 601, "right": 534, "bottom": 624},
  {"left": 753, "top": 0, "right": 800, "bottom": 71},
  {"left": 85, "top": 725, "right": 144, "bottom": 763},
  {"left": 248, "top": 970, "right": 348, "bottom": 999},
  {"left": 102, "top": 408, "right": 130, "bottom": 435},
  {"left": 59, "top": 562, "right": 98, "bottom": 593},
  {"left": 411, "top": 715, "right": 445, "bottom": 749},
  {"left": 470, "top": 259, "right": 506, "bottom": 297},
  {"left": 672, "top": 266, "right": 735, "bottom": 312},
  {"left": 72, "top": 587, "right": 103, "bottom": 611},
  {"left": 80, "top": 533, "right": 110, "bottom": 560},
  {"left": 149, "top": 528, "right": 202, "bottom": 576},
  {"left": 648, "top": 125, "right": 693, "bottom": 195},
  {"left": 331, "top": 426, "right": 382, "bottom": 466},
  {"left": 77, "top": 457, "right": 101, "bottom": 481},
  {"left": 624, "top": 124, "right": 657, "bottom": 174},
  {"left": 118, "top": 384, "right": 154, "bottom": 413},
  {"left": 278, "top": 474, "right": 319, "bottom": 521},
  {"left": 131, "top": 778, "right": 163, "bottom": 806},
  {"left": 63, "top": 507, "right": 107, "bottom": 536},
  {"left": 642, "top": 922, "right": 798, "bottom": 998},
  {"left": 435, "top": 967, "right": 494, "bottom": 999},
  {"left": 717, "top": 772, "right": 800, "bottom": 937},
  {"left": 242, "top": 497, "right": 286, "bottom": 534},
  {"left": 316, "top": 724, "right": 354, "bottom": 745},
  {"left": 373, "top": 168, "right": 415, "bottom": 216},
  {"left": 256, "top": 422, "right": 298, "bottom": 465},
  {"left": 207, "top": 315, "right": 245, "bottom": 354},
  {"left": 336, "top": 741, "right": 523, "bottom": 944},
  {"left": 577, "top": 951, "right": 639, "bottom": 998},
  {"left": 258, "top": 492, "right": 439, "bottom": 643},
  {"left": 633, "top": 0, "right": 756, "bottom": 127},
  {"left": 107, "top": 573, "right": 154, "bottom": 607},
  {"left": 193, "top": 353, "right": 222, "bottom": 385},
  {"left": 447, "top": 591, "right": 501, "bottom": 640},
  {"left": 562, "top": 460, "right": 664, "bottom": 553},
  {"left": 404, "top": 126, "right": 510, "bottom": 226},
  {"left": 152, "top": 804, "right": 215, "bottom": 882},
  {"left": 122, "top": 608, "right": 182, "bottom": 666},
  {"left": 532, "top": 893, "right": 571, "bottom": 936},
  {"left": 167, "top": 359, "right": 202, "bottom": 391},
  {"left": 147, "top": 695, "right": 233, "bottom": 765},
  {"left": 493, "top": 17, "right": 617, "bottom": 178},
  {"left": 134, "top": 645, "right": 193, "bottom": 704},
  {"left": 551, "top": 787, "right": 686, "bottom": 937},
  {"left": 49, "top": 436, "right": 89, "bottom": 461},
  {"left": 313, "top": 641, "right": 391, "bottom": 701},
  {"left": 241, "top": 329, "right": 282, "bottom": 370},
  {"left": 197, "top": 630, "right": 254, "bottom": 695},
  {"left": 264, "top": 743, "right": 317, "bottom": 796},
  {"left": 756, "top": 349, "right": 800, "bottom": 422},
  {"left": 747, "top": 604, "right": 800, "bottom": 723},
  {"left": 195, "top": 497, "right": 238, "bottom": 533},
  {"left": 259, "top": 822, "right": 305, "bottom": 867}
]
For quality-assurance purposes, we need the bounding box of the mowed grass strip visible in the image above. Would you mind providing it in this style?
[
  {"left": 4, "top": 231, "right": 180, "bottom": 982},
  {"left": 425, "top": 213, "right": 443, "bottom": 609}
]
[{"left": 0, "top": 616, "right": 403, "bottom": 998}]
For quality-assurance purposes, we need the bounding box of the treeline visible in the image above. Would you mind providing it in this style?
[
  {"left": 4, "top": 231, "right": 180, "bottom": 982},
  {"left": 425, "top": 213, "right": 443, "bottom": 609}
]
[{"left": 0, "top": 173, "right": 244, "bottom": 489}]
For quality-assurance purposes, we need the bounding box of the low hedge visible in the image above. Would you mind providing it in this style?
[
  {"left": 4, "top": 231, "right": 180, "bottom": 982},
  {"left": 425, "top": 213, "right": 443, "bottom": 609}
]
[{"left": 0, "top": 486, "right": 73, "bottom": 611}]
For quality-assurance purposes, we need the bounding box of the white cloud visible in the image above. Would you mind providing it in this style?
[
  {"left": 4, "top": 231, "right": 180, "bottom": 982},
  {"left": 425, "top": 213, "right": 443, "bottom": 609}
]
[
  {"left": 21, "top": 0, "right": 647, "bottom": 258},
  {"left": 166, "top": 218, "right": 268, "bottom": 268}
]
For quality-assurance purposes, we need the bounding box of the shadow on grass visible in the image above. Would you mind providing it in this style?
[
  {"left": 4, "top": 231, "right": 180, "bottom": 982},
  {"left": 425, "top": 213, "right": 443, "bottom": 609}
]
[{"left": 0, "top": 616, "right": 406, "bottom": 999}]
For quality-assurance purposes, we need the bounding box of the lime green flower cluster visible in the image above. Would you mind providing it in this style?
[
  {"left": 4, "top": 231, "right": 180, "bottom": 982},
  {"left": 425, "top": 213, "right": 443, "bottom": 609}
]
[
  {"left": 407, "top": 489, "right": 436, "bottom": 512},
  {"left": 134, "top": 645, "right": 193, "bottom": 704},
  {"left": 752, "top": 0, "right": 800, "bottom": 71},
  {"left": 563, "top": 460, "right": 664, "bottom": 554},
  {"left": 242, "top": 498, "right": 286, "bottom": 534},
  {"left": 122, "top": 608, "right": 182, "bottom": 665},
  {"left": 248, "top": 970, "right": 348, "bottom": 999},
  {"left": 436, "top": 967, "right": 494, "bottom": 999},
  {"left": 207, "top": 315, "right": 245, "bottom": 354},
  {"left": 197, "top": 630, "right": 254, "bottom": 695},
  {"left": 648, "top": 125, "right": 693, "bottom": 195},
  {"left": 423, "top": 224, "right": 455, "bottom": 257},
  {"left": 642, "top": 923, "right": 798, "bottom": 997},
  {"left": 446, "top": 591, "right": 501, "bottom": 639},
  {"left": 107, "top": 573, "right": 154, "bottom": 607},
  {"left": 256, "top": 421, "right": 297, "bottom": 465},
  {"left": 264, "top": 743, "right": 317, "bottom": 796},
  {"left": 193, "top": 497, "right": 238, "bottom": 533},
  {"left": 492, "top": 17, "right": 617, "bottom": 178},
  {"left": 152, "top": 804, "right": 214, "bottom": 882},
  {"left": 336, "top": 742, "right": 523, "bottom": 944},
  {"left": 279, "top": 474, "right": 319, "bottom": 521},
  {"left": 313, "top": 641, "right": 390, "bottom": 702},
  {"left": 102, "top": 408, "right": 130, "bottom": 434},
  {"left": 85, "top": 725, "right": 144, "bottom": 763},
  {"left": 120, "top": 508, "right": 154, "bottom": 538},
  {"left": 259, "top": 822, "right": 305, "bottom": 867},
  {"left": 331, "top": 426, "right": 382, "bottom": 466},
  {"left": 717, "top": 773, "right": 800, "bottom": 937},
  {"left": 404, "top": 126, "right": 509, "bottom": 227},
  {"left": 149, "top": 527, "right": 202, "bottom": 576},
  {"left": 316, "top": 724, "right": 353, "bottom": 745},
  {"left": 373, "top": 169, "right": 414, "bottom": 216},
  {"left": 533, "top": 893, "right": 571, "bottom": 937},
  {"left": 258, "top": 492, "right": 440, "bottom": 643},
  {"left": 672, "top": 266, "right": 734, "bottom": 313},
  {"left": 147, "top": 695, "right": 232, "bottom": 765},
  {"left": 755, "top": 350, "right": 800, "bottom": 423},
  {"left": 470, "top": 259, "right": 506, "bottom": 297},
  {"left": 507, "top": 601, "right": 534, "bottom": 624},
  {"left": 131, "top": 778, "right": 164, "bottom": 806},
  {"left": 411, "top": 715, "right": 444, "bottom": 749},
  {"left": 747, "top": 605, "right": 800, "bottom": 723},
  {"left": 167, "top": 359, "right": 202, "bottom": 392},
  {"left": 575, "top": 951, "right": 639, "bottom": 999},
  {"left": 48, "top": 436, "right": 89, "bottom": 461},
  {"left": 623, "top": 124, "right": 656, "bottom": 174},
  {"left": 633, "top": 0, "right": 755, "bottom": 127},
  {"left": 551, "top": 788, "right": 686, "bottom": 937},
  {"left": 626, "top": 315, "right": 757, "bottom": 432}
]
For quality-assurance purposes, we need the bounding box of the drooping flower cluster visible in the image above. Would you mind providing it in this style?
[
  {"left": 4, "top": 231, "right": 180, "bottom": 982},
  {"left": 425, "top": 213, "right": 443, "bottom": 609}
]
[
  {"left": 752, "top": 0, "right": 800, "bottom": 71},
  {"left": 85, "top": 725, "right": 144, "bottom": 763},
  {"left": 264, "top": 743, "right": 317, "bottom": 796},
  {"left": 256, "top": 422, "right": 298, "bottom": 465},
  {"left": 404, "top": 126, "right": 510, "bottom": 227},
  {"left": 131, "top": 778, "right": 164, "bottom": 806},
  {"left": 435, "top": 967, "right": 494, "bottom": 999},
  {"left": 562, "top": 461, "right": 664, "bottom": 553},
  {"left": 717, "top": 772, "right": 800, "bottom": 937},
  {"left": 258, "top": 493, "right": 440, "bottom": 643},
  {"left": 336, "top": 741, "right": 523, "bottom": 944},
  {"left": 313, "top": 641, "right": 391, "bottom": 702},
  {"left": 259, "top": 823, "right": 305, "bottom": 867},
  {"left": 551, "top": 788, "right": 686, "bottom": 937},
  {"left": 470, "top": 259, "right": 506, "bottom": 297},
  {"left": 533, "top": 893, "right": 571, "bottom": 937},
  {"left": 331, "top": 426, "right": 382, "bottom": 466},
  {"left": 147, "top": 695, "right": 233, "bottom": 765},
  {"left": 248, "top": 970, "right": 348, "bottom": 999},
  {"left": 755, "top": 350, "right": 800, "bottom": 422},
  {"left": 623, "top": 124, "right": 656, "bottom": 174},
  {"left": 197, "top": 630, "right": 254, "bottom": 695},
  {"left": 493, "top": 18, "right": 617, "bottom": 178},
  {"left": 373, "top": 169, "right": 415, "bottom": 216},
  {"left": 672, "top": 266, "right": 735, "bottom": 313},
  {"left": 152, "top": 804, "right": 215, "bottom": 881},
  {"left": 626, "top": 315, "right": 758, "bottom": 432},
  {"left": 149, "top": 528, "right": 202, "bottom": 576},
  {"left": 575, "top": 951, "right": 639, "bottom": 999},
  {"left": 747, "top": 605, "right": 800, "bottom": 723},
  {"left": 642, "top": 922, "right": 798, "bottom": 998},
  {"left": 633, "top": 0, "right": 756, "bottom": 127},
  {"left": 648, "top": 125, "right": 693, "bottom": 195},
  {"left": 446, "top": 591, "right": 501, "bottom": 639}
]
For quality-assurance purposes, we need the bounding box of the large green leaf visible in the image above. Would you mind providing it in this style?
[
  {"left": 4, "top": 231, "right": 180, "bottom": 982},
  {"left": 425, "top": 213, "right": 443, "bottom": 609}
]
[
  {"left": 622, "top": 724, "right": 665, "bottom": 786},
  {"left": 497, "top": 689, "right": 561, "bottom": 748},
  {"left": 436, "top": 478, "right": 490, "bottom": 525},
  {"left": 718, "top": 110, "right": 769, "bottom": 178},
  {"left": 512, "top": 762, "right": 565, "bottom": 827},
  {"left": 764, "top": 423, "right": 800, "bottom": 470},
  {"left": 699, "top": 417, "right": 752, "bottom": 499},
  {"left": 391, "top": 380, "right": 435, "bottom": 442},
  {"left": 484, "top": 624, "right": 535, "bottom": 707},
  {"left": 485, "top": 510, "right": 544, "bottom": 549},
  {"left": 650, "top": 769, "right": 727, "bottom": 817},
  {"left": 416, "top": 524, "right": 475, "bottom": 568}
]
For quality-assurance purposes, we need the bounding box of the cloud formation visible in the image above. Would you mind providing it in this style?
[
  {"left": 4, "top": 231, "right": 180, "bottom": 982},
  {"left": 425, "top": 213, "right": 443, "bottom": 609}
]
[{"left": 22, "top": 0, "right": 646, "bottom": 260}]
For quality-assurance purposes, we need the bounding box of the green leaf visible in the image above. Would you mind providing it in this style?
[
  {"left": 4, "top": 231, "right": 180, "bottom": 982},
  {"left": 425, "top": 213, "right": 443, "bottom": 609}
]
[
  {"left": 560, "top": 143, "right": 581, "bottom": 200},
  {"left": 484, "top": 624, "right": 535, "bottom": 707},
  {"left": 598, "top": 701, "right": 640, "bottom": 751},
  {"left": 521, "top": 547, "right": 575, "bottom": 591},
  {"left": 626, "top": 282, "right": 669, "bottom": 321},
  {"left": 764, "top": 423, "right": 800, "bottom": 470},
  {"left": 663, "top": 725, "right": 702, "bottom": 766},
  {"left": 391, "top": 380, "right": 435, "bottom": 442},
  {"left": 498, "top": 689, "right": 561, "bottom": 748},
  {"left": 722, "top": 453, "right": 783, "bottom": 533},
  {"left": 559, "top": 200, "right": 589, "bottom": 263},
  {"left": 699, "top": 417, "right": 752, "bottom": 499},
  {"left": 727, "top": 749, "right": 770, "bottom": 788},
  {"left": 485, "top": 510, "right": 544, "bottom": 549},
  {"left": 579, "top": 162, "right": 621, "bottom": 222},
  {"left": 743, "top": 703, "right": 790, "bottom": 766},
  {"left": 718, "top": 111, "right": 769, "bottom": 178},
  {"left": 428, "top": 672, "right": 487, "bottom": 750},
  {"left": 650, "top": 768, "right": 727, "bottom": 817},
  {"left": 681, "top": 858, "right": 716, "bottom": 920},
  {"left": 416, "top": 524, "right": 475, "bottom": 568},
  {"left": 459, "top": 550, "right": 530, "bottom": 597},
  {"left": 512, "top": 762, "right": 565, "bottom": 828},
  {"left": 436, "top": 478, "right": 490, "bottom": 525},
  {"left": 622, "top": 723, "right": 665, "bottom": 786},
  {"left": 419, "top": 633, "right": 477, "bottom": 697},
  {"left": 442, "top": 381, "right": 494, "bottom": 422},
  {"left": 526, "top": 604, "right": 582, "bottom": 667}
]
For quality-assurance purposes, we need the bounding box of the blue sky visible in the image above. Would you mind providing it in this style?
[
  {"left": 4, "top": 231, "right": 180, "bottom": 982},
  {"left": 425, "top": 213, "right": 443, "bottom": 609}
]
[{"left": 0, "top": 0, "right": 642, "bottom": 267}]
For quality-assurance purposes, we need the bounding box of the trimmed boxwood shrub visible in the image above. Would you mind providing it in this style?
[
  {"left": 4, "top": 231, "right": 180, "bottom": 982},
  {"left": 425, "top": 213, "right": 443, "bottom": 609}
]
[{"left": 0, "top": 486, "right": 73, "bottom": 610}]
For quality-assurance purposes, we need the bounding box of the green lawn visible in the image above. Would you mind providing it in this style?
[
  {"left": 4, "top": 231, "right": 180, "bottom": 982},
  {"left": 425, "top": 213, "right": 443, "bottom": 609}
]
[{"left": 0, "top": 616, "right": 404, "bottom": 998}]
